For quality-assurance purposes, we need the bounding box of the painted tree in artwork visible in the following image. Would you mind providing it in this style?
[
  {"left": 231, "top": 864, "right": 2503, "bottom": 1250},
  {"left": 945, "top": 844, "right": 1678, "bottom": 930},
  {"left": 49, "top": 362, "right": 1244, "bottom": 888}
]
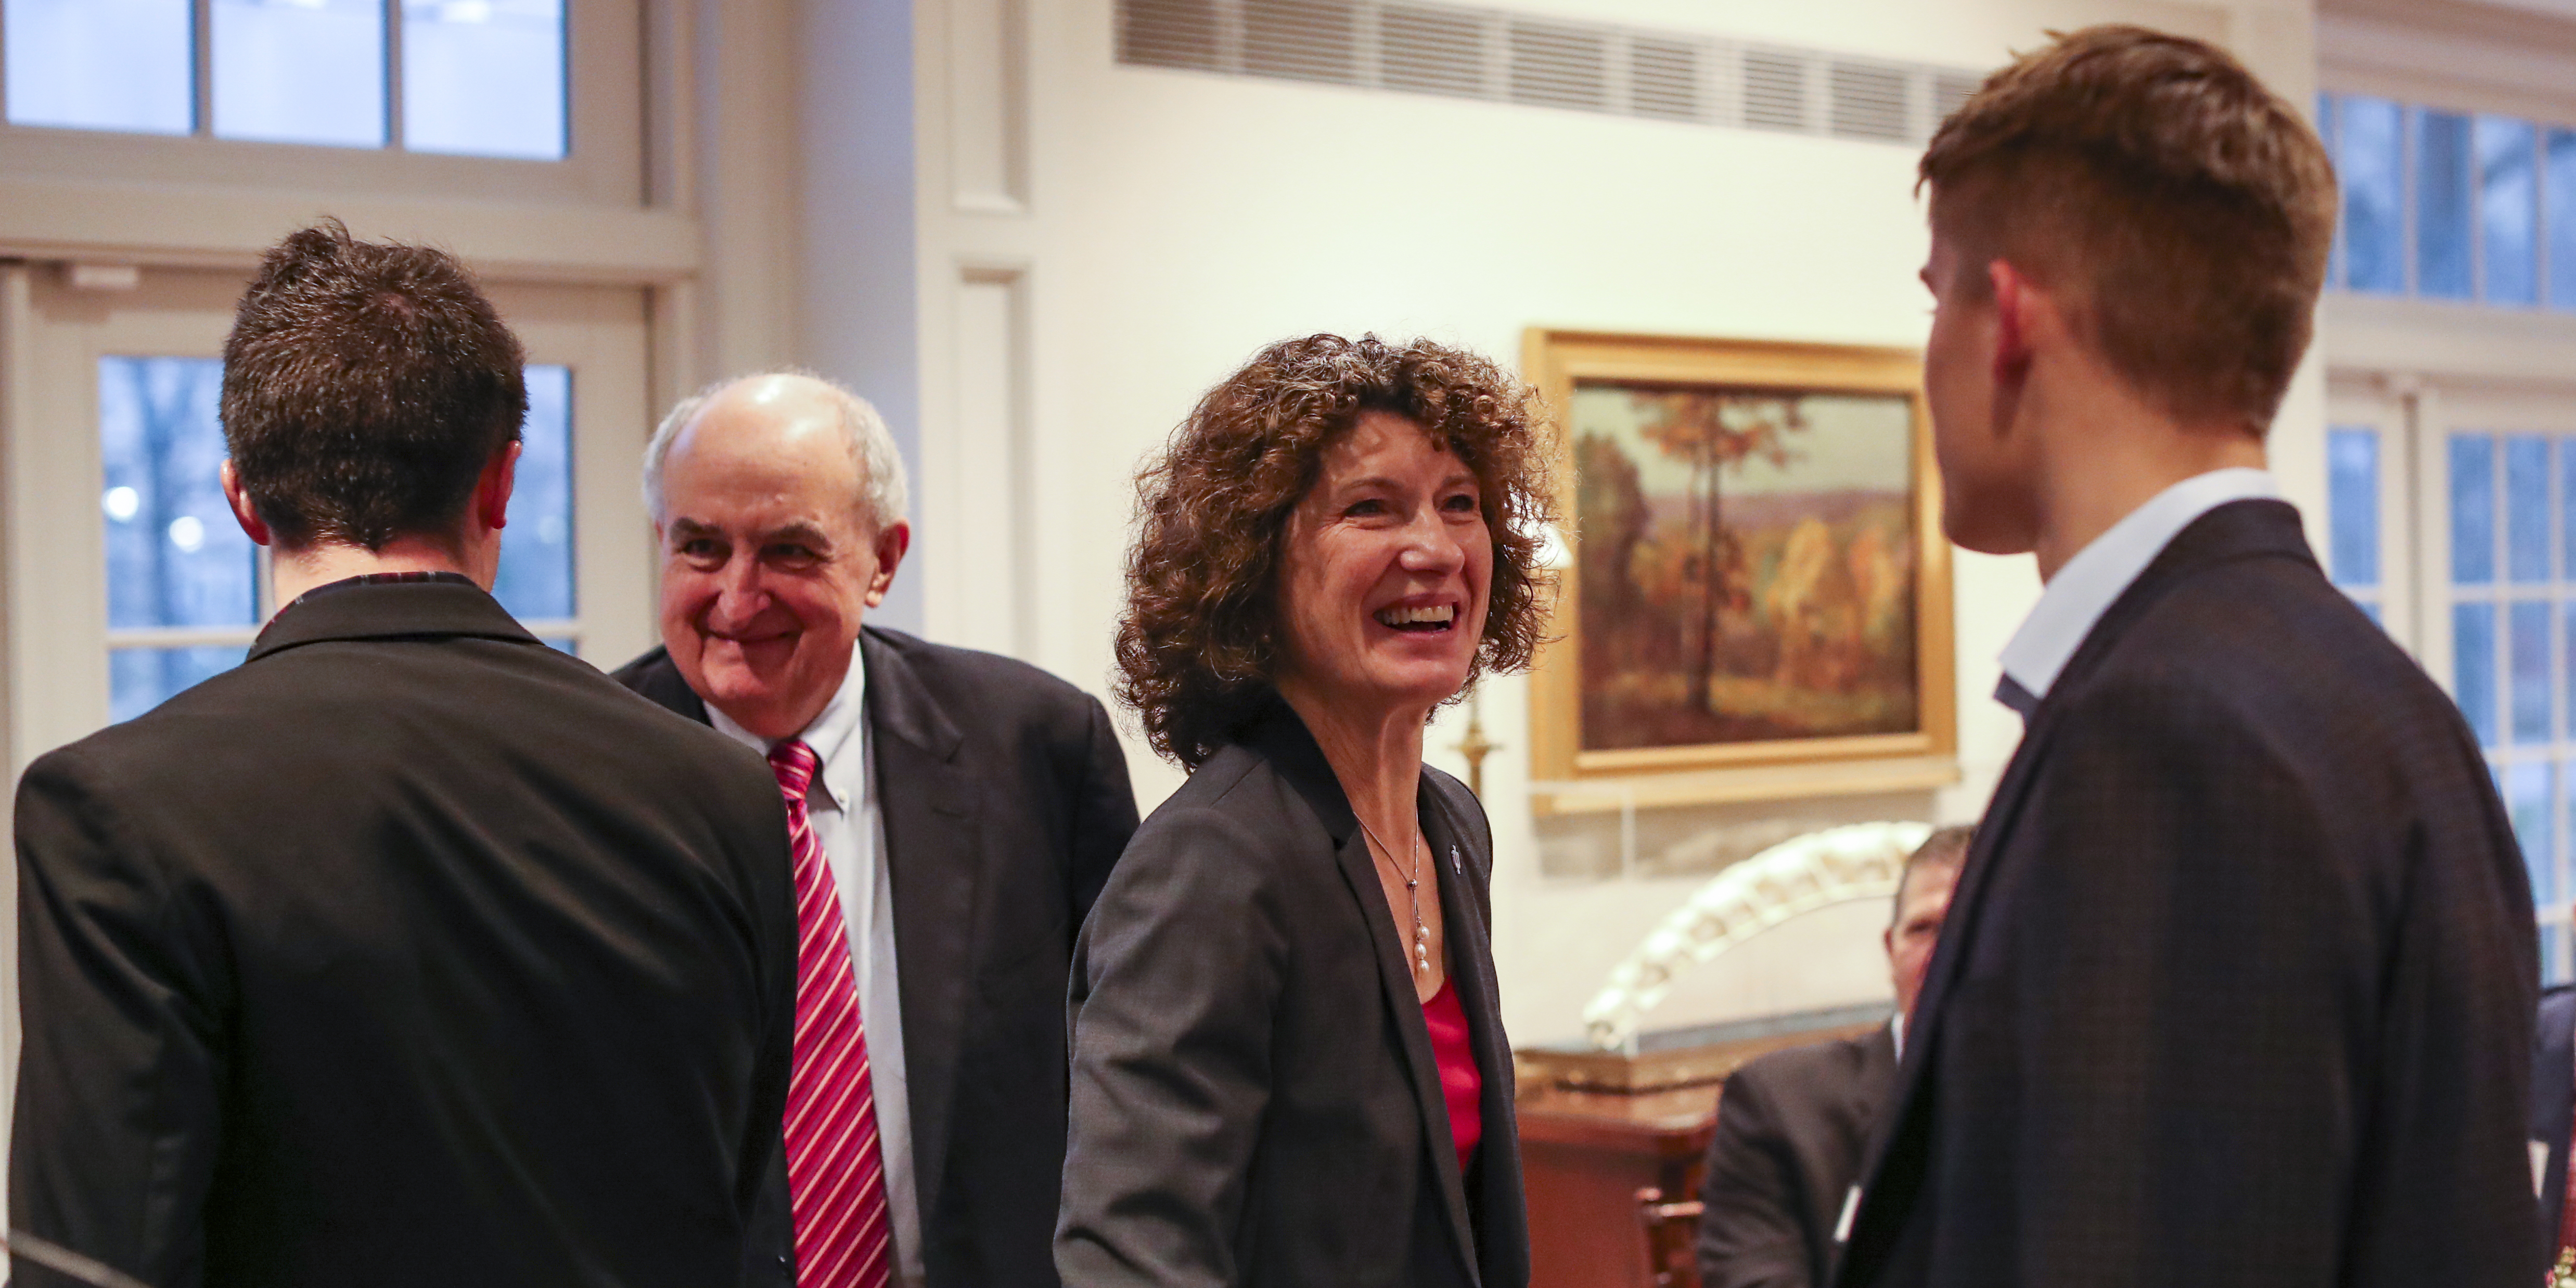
[{"left": 1638, "top": 391, "right": 1807, "bottom": 714}]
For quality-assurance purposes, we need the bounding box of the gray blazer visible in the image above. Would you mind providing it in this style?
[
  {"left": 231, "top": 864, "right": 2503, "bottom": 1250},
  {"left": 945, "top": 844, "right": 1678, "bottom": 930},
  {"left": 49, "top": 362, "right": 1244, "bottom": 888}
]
[{"left": 1056, "top": 703, "right": 1530, "bottom": 1288}]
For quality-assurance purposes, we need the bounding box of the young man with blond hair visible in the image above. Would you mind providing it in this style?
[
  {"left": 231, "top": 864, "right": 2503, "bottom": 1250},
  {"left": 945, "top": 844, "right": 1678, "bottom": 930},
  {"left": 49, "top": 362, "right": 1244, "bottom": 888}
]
[{"left": 1837, "top": 26, "right": 2536, "bottom": 1288}]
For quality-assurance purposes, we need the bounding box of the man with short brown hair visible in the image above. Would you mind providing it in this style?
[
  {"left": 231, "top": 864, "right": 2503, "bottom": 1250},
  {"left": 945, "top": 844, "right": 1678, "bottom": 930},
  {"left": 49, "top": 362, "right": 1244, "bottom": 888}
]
[
  {"left": 1836, "top": 26, "right": 2536, "bottom": 1288},
  {"left": 11, "top": 222, "right": 795, "bottom": 1288}
]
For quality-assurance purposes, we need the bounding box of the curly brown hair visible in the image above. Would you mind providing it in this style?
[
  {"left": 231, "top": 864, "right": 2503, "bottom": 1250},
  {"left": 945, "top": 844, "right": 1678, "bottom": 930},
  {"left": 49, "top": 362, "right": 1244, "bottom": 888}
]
[{"left": 1117, "top": 334, "right": 1559, "bottom": 768}]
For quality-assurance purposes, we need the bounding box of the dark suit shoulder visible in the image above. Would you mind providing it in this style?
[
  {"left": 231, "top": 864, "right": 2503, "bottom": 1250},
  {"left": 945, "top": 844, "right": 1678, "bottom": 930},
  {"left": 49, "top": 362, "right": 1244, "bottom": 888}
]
[
  {"left": 865, "top": 626, "right": 1106, "bottom": 725},
  {"left": 2544, "top": 985, "right": 2576, "bottom": 1044},
  {"left": 2077, "top": 546, "right": 2454, "bottom": 736},
  {"left": 1132, "top": 743, "right": 1292, "bottom": 842},
  {"left": 1724, "top": 1028, "right": 1889, "bottom": 1101},
  {"left": 610, "top": 644, "right": 710, "bottom": 723}
]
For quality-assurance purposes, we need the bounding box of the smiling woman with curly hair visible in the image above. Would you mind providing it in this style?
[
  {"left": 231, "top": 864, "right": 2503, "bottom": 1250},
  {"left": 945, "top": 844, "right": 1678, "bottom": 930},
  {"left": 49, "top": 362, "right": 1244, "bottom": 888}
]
[{"left": 1058, "top": 334, "right": 1557, "bottom": 1288}]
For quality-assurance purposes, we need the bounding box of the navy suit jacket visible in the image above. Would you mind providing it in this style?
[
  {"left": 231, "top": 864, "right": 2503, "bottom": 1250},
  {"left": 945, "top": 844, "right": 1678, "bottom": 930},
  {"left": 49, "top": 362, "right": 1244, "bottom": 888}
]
[{"left": 1837, "top": 500, "right": 2539, "bottom": 1288}]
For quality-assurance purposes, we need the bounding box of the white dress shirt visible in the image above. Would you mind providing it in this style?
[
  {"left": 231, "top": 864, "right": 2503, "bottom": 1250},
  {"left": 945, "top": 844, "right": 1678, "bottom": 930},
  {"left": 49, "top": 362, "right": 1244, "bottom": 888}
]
[
  {"left": 1995, "top": 467, "right": 2285, "bottom": 714},
  {"left": 710, "top": 646, "right": 925, "bottom": 1287}
]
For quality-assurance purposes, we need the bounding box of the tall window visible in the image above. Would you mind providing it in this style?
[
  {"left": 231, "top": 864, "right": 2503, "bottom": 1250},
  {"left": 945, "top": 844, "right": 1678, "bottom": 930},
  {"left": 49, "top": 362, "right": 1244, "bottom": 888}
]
[
  {"left": 2, "top": 0, "right": 567, "bottom": 159},
  {"left": 2327, "top": 413, "right": 2576, "bottom": 983},
  {"left": 2443, "top": 431, "right": 2575, "bottom": 980}
]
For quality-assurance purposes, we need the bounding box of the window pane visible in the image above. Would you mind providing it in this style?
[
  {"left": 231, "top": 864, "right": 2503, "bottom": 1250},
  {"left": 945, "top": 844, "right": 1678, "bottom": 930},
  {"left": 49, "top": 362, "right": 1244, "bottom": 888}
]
[
  {"left": 111, "top": 645, "right": 249, "bottom": 722},
  {"left": 2513, "top": 759, "right": 2558, "bottom": 909},
  {"left": 2419, "top": 109, "right": 2475, "bottom": 300},
  {"left": 402, "top": 0, "right": 567, "bottom": 159},
  {"left": 2361, "top": 600, "right": 2385, "bottom": 627},
  {"left": 2479, "top": 117, "right": 2539, "bottom": 305},
  {"left": 2341, "top": 96, "right": 2406, "bottom": 294},
  {"left": 2454, "top": 433, "right": 2497, "bottom": 585},
  {"left": 4, "top": 0, "right": 194, "bottom": 134},
  {"left": 2458, "top": 602, "right": 2499, "bottom": 746},
  {"left": 491, "top": 364, "right": 574, "bottom": 622},
  {"left": 2564, "top": 603, "right": 2576, "bottom": 744},
  {"left": 2514, "top": 600, "right": 2553, "bottom": 743},
  {"left": 2327, "top": 427, "right": 2379, "bottom": 587},
  {"left": 2553, "top": 130, "right": 2576, "bottom": 311},
  {"left": 2508, "top": 434, "right": 2551, "bottom": 583},
  {"left": 211, "top": 0, "right": 386, "bottom": 148},
  {"left": 101, "top": 358, "right": 258, "bottom": 630}
]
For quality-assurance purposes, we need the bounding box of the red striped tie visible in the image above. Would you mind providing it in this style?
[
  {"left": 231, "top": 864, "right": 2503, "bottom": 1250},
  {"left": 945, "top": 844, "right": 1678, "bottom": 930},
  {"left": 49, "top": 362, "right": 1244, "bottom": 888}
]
[{"left": 768, "top": 739, "right": 894, "bottom": 1288}]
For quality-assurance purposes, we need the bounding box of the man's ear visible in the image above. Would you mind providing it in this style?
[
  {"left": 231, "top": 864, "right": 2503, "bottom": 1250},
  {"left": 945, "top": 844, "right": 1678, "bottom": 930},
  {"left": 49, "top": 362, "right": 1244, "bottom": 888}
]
[
  {"left": 863, "top": 519, "right": 912, "bottom": 610},
  {"left": 1988, "top": 259, "right": 2039, "bottom": 391},
  {"left": 220, "top": 461, "right": 272, "bottom": 547},
  {"left": 474, "top": 441, "right": 522, "bottom": 534}
]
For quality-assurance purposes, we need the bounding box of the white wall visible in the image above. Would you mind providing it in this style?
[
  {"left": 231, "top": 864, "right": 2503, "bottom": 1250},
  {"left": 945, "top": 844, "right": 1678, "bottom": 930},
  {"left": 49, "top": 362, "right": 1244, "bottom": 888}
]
[{"left": 808, "top": 0, "right": 2323, "bottom": 1046}]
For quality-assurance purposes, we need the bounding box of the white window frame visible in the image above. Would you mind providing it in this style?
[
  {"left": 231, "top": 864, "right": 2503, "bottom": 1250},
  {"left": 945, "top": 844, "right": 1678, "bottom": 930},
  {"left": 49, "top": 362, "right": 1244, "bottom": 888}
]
[{"left": 0, "top": 0, "right": 645, "bottom": 207}]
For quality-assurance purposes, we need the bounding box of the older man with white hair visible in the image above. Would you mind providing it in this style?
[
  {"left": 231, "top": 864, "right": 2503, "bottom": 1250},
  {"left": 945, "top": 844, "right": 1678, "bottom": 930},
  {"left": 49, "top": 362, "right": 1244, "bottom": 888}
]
[{"left": 614, "top": 372, "right": 1139, "bottom": 1288}]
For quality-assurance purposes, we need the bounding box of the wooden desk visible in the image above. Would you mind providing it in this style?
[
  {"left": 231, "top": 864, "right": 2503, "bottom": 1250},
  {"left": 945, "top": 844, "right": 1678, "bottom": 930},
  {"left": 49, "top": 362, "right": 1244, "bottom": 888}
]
[{"left": 1515, "top": 1020, "right": 1881, "bottom": 1288}]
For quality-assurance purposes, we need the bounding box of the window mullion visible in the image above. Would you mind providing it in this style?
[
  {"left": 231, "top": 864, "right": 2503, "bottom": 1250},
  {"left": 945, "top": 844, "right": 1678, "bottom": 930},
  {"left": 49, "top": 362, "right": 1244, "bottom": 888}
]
[
  {"left": 385, "top": 0, "right": 404, "bottom": 151},
  {"left": 193, "top": 0, "right": 215, "bottom": 138}
]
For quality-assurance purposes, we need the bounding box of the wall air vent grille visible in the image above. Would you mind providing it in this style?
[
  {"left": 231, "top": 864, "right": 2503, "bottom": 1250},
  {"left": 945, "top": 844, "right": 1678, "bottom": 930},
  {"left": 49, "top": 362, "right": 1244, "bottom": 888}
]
[
  {"left": 1380, "top": 4, "right": 1486, "bottom": 97},
  {"left": 1829, "top": 61, "right": 1910, "bottom": 141},
  {"left": 1628, "top": 39, "right": 1699, "bottom": 122},
  {"left": 1120, "top": 0, "right": 1221, "bottom": 71},
  {"left": 1244, "top": 0, "right": 1361, "bottom": 85},
  {"left": 1114, "top": 0, "right": 1985, "bottom": 146},
  {"left": 1739, "top": 49, "right": 1806, "bottom": 131},
  {"left": 1508, "top": 21, "right": 1607, "bottom": 111}
]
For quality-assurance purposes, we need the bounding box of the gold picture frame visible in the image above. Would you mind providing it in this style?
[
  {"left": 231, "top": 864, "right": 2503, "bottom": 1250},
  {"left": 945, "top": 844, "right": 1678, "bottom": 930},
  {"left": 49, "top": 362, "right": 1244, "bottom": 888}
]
[{"left": 1524, "top": 329, "right": 1957, "bottom": 814}]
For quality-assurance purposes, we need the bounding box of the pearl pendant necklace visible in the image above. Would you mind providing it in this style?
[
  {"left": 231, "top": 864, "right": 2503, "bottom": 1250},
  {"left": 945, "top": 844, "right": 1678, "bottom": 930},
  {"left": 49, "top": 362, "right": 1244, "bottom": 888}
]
[{"left": 1357, "top": 818, "right": 1430, "bottom": 976}]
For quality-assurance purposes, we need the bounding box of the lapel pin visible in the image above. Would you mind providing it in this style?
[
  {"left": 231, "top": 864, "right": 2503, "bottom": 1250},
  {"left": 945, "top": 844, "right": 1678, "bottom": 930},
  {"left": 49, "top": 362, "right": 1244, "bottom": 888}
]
[{"left": 1450, "top": 845, "right": 1463, "bottom": 876}]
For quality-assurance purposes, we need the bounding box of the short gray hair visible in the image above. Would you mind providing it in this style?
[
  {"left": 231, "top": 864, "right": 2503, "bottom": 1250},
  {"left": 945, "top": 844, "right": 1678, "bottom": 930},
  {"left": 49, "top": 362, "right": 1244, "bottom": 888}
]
[
  {"left": 641, "top": 370, "right": 910, "bottom": 531},
  {"left": 1891, "top": 825, "right": 1973, "bottom": 926}
]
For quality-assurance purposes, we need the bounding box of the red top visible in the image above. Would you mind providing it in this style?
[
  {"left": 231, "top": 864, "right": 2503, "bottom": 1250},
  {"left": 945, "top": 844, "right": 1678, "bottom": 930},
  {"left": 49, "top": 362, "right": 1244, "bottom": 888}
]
[{"left": 1422, "top": 977, "right": 1482, "bottom": 1176}]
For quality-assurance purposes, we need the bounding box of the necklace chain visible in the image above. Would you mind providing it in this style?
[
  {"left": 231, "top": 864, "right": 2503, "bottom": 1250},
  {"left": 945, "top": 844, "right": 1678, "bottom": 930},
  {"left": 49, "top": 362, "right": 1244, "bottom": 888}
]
[{"left": 1355, "top": 816, "right": 1431, "bottom": 977}]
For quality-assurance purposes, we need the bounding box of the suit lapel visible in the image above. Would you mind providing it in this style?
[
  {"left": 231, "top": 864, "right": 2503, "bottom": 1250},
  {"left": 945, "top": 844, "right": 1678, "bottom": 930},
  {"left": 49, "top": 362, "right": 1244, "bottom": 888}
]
[
  {"left": 862, "top": 631, "right": 980, "bottom": 1222},
  {"left": 1423, "top": 783, "right": 1508, "bottom": 1284},
  {"left": 1838, "top": 709, "right": 2059, "bottom": 1281}
]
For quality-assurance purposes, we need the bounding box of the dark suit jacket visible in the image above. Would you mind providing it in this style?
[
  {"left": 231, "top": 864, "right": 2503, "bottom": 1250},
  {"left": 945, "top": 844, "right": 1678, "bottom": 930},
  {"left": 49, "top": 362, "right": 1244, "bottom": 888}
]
[
  {"left": 1055, "top": 703, "right": 1531, "bottom": 1288},
  {"left": 616, "top": 626, "right": 1138, "bottom": 1288},
  {"left": 10, "top": 579, "right": 795, "bottom": 1288},
  {"left": 1698, "top": 1026, "right": 1896, "bottom": 1288},
  {"left": 2533, "top": 985, "right": 2575, "bottom": 1274},
  {"left": 1837, "top": 500, "right": 2539, "bottom": 1288}
]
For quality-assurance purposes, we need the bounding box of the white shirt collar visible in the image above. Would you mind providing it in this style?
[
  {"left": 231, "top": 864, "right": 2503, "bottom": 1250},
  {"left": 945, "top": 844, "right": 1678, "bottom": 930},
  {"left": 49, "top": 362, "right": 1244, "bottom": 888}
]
[
  {"left": 1995, "top": 467, "right": 2284, "bottom": 711},
  {"left": 706, "top": 640, "right": 870, "bottom": 811}
]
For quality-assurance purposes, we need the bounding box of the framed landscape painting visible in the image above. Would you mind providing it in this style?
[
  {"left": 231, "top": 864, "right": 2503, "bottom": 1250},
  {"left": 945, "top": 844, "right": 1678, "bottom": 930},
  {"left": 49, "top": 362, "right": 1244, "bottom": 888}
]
[{"left": 1523, "top": 330, "right": 1956, "bottom": 811}]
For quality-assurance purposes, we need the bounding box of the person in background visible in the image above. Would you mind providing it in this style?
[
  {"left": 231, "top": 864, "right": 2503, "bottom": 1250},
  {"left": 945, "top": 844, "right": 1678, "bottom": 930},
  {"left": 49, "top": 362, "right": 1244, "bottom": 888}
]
[
  {"left": 1837, "top": 26, "right": 2536, "bottom": 1288},
  {"left": 2532, "top": 912, "right": 2576, "bottom": 1284},
  {"left": 1056, "top": 334, "right": 1551, "bottom": 1287},
  {"left": 10, "top": 220, "right": 794, "bottom": 1288},
  {"left": 614, "top": 371, "right": 1138, "bottom": 1288},
  {"left": 1697, "top": 826, "right": 1970, "bottom": 1288}
]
